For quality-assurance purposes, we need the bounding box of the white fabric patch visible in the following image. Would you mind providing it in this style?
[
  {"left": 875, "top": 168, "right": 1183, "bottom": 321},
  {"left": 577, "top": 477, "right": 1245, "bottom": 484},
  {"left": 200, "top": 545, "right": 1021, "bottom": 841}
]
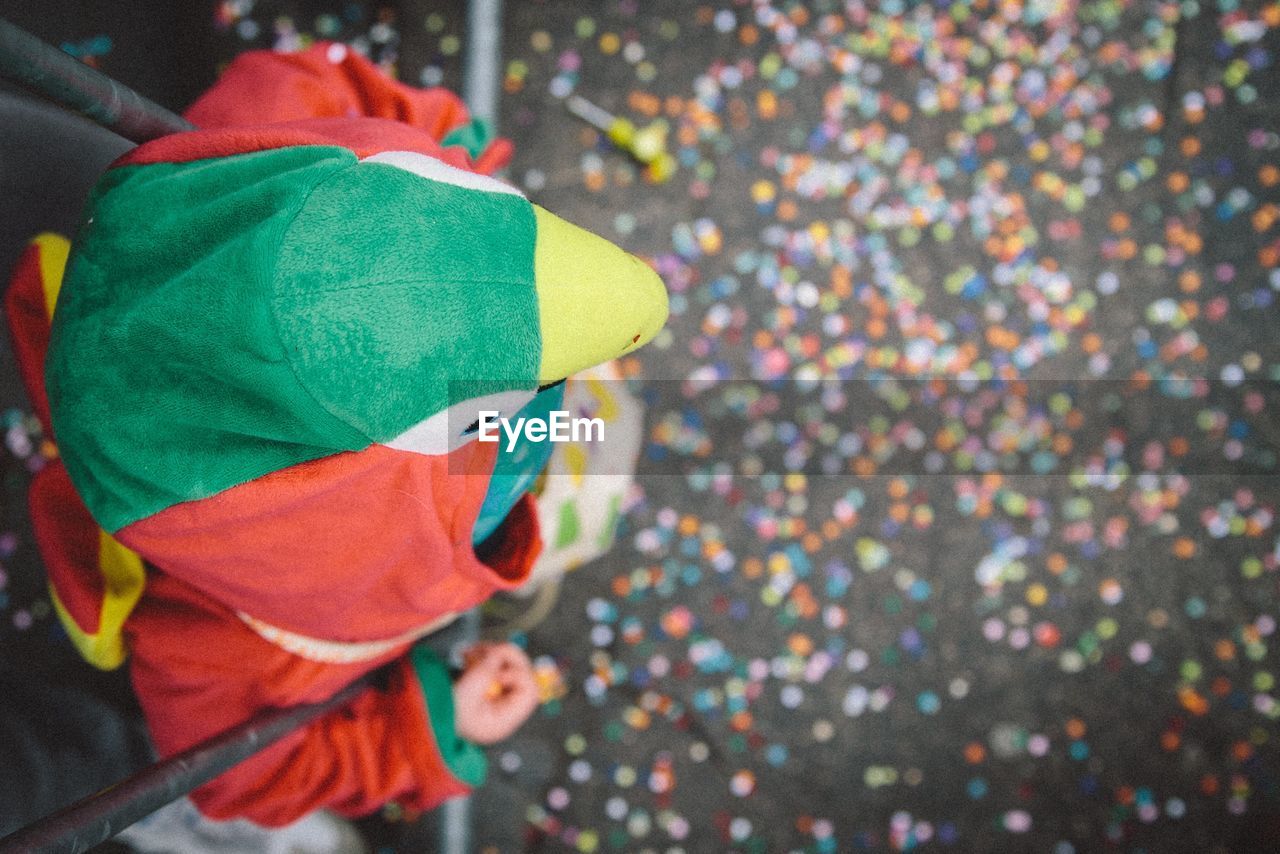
[
  {"left": 361, "top": 150, "right": 525, "bottom": 198},
  {"left": 238, "top": 610, "right": 459, "bottom": 664},
  {"left": 382, "top": 389, "right": 536, "bottom": 456}
]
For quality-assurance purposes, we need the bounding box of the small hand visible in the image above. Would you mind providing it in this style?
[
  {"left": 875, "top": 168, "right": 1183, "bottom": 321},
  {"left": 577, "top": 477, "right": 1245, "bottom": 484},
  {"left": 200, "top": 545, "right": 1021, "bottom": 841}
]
[{"left": 452, "top": 642, "right": 538, "bottom": 744}]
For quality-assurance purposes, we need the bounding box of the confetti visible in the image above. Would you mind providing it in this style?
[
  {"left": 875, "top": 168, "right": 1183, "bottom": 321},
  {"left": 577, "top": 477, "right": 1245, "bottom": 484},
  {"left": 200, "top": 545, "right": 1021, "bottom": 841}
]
[{"left": 3, "top": 2, "right": 1278, "bottom": 852}]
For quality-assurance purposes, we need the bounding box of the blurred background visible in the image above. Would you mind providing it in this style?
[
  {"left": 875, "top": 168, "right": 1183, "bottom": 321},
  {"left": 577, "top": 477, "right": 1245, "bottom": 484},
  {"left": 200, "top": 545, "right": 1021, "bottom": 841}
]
[{"left": 1, "top": 1, "right": 1279, "bottom": 851}]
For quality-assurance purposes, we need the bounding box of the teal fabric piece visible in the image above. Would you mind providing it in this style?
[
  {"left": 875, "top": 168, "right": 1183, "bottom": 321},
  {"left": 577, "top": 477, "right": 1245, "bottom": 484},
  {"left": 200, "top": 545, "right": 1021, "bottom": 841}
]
[
  {"left": 409, "top": 644, "right": 487, "bottom": 787},
  {"left": 441, "top": 118, "right": 497, "bottom": 161},
  {"left": 472, "top": 382, "right": 565, "bottom": 544}
]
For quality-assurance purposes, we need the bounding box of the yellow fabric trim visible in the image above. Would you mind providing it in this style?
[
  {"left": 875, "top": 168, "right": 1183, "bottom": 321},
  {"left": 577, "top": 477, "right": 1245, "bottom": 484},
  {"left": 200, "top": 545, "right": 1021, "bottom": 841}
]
[
  {"left": 48, "top": 582, "right": 126, "bottom": 671},
  {"left": 46, "top": 530, "right": 145, "bottom": 671},
  {"left": 99, "top": 529, "right": 146, "bottom": 616},
  {"left": 532, "top": 205, "right": 668, "bottom": 383},
  {"left": 32, "top": 232, "right": 71, "bottom": 320},
  {"left": 30, "top": 234, "right": 142, "bottom": 669},
  {"left": 77, "top": 531, "right": 146, "bottom": 670},
  {"left": 31, "top": 234, "right": 141, "bottom": 670}
]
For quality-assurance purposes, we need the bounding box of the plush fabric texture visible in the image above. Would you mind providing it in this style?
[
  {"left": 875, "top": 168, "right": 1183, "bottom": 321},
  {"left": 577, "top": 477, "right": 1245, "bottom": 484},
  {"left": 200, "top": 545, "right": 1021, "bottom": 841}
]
[
  {"left": 440, "top": 118, "right": 500, "bottom": 164},
  {"left": 183, "top": 43, "right": 511, "bottom": 172},
  {"left": 33, "top": 461, "right": 145, "bottom": 670},
  {"left": 48, "top": 146, "right": 368, "bottom": 533},
  {"left": 115, "top": 116, "right": 501, "bottom": 171},
  {"left": 22, "top": 47, "right": 532, "bottom": 823},
  {"left": 49, "top": 139, "right": 539, "bottom": 534},
  {"left": 115, "top": 442, "right": 541, "bottom": 643},
  {"left": 531, "top": 204, "right": 668, "bottom": 382},
  {"left": 274, "top": 156, "right": 539, "bottom": 442},
  {"left": 29, "top": 461, "right": 103, "bottom": 637},
  {"left": 109, "top": 445, "right": 541, "bottom": 824},
  {"left": 122, "top": 569, "right": 471, "bottom": 826},
  {"left": 9, "top": 233, "right": 149, "bottom": 670},
  {"left": 23, "top": 39, "right": 666, "bottom": 827}
]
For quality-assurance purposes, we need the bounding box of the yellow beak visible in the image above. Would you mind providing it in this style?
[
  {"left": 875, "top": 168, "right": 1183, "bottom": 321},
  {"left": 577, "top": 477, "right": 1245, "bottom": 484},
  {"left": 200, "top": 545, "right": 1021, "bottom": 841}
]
[{"left": 532, "top": 205, "right": 668, "bottom": 383}]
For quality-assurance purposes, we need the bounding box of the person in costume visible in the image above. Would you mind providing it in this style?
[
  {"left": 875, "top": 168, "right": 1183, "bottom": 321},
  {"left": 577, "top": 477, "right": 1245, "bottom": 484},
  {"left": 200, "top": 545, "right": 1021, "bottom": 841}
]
[{"left": 7, "top": 43, "right": 668, "bottom": 827}]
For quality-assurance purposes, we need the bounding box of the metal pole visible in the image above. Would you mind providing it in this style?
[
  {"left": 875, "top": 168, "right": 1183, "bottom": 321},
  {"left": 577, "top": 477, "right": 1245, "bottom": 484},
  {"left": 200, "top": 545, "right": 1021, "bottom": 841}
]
[
  {"left": 463, "top": 0, "right": 502, "bottom": 125},
  {"left": 0, "top": 17, "right": 193, "bottom": 143},
  {"left": 0, "top": 675, "right": 372, "bottom": 854}
]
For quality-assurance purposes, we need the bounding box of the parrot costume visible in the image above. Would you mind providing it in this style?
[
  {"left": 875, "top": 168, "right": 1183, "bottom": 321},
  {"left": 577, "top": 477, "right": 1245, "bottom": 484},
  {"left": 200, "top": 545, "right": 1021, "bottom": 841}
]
[{"left": 4, "top": 44, "right": 667, "bottom": 826}]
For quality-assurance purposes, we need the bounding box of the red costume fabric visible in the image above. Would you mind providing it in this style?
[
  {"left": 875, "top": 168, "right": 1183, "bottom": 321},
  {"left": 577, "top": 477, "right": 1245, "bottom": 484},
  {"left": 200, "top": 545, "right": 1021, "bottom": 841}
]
[
  {"left": 14, "top": 44, "right": 537, "bottom": 826},
  {"left": 183, "top": 42, "right": 512, "bottom": 172}
]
